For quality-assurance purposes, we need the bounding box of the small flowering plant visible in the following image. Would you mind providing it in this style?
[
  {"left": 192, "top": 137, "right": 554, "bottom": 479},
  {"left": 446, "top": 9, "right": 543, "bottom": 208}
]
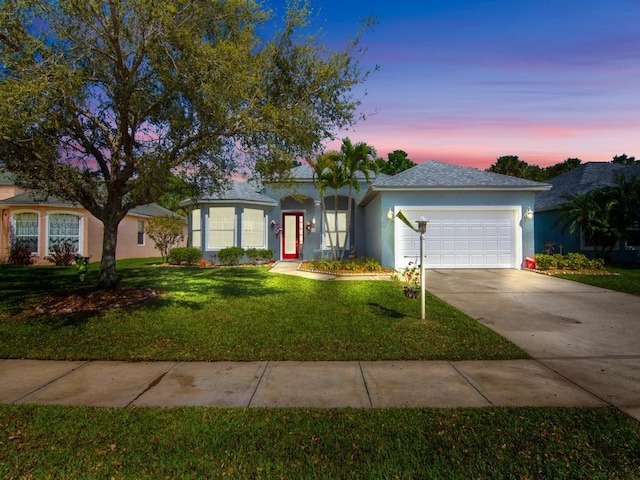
[
  {"left": 401, "top": 261, "right": 420, "bottom": 288},
  {"left": 392, "top": 261, "right": 421, "bottom": 299}
]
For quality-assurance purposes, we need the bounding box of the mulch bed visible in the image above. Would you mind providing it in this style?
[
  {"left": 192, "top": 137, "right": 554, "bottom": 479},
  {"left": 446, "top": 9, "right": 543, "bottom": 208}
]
[{"left": 33, "top": 288, "right": 157, "bottom": 316}]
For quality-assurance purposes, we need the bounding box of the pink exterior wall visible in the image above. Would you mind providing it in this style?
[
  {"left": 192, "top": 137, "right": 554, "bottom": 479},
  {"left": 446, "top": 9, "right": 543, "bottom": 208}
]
[
  {"left": 0, "top": 206, "right": 186, "bottom": 265},
  {"left": 0, "top": 185, "right": 23, "bottom": 201}
]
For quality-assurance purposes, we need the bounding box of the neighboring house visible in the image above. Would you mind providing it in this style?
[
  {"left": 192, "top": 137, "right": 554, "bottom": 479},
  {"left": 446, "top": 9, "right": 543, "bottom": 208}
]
[
  {"left": 0, "top": 172, "right": 185, "bottom": 265},
  {"left": 183, "top": 161, "right": 550, "bottom": 270},
  {"left": 534, "top": 162, "right": 640, "bottom": 263}
]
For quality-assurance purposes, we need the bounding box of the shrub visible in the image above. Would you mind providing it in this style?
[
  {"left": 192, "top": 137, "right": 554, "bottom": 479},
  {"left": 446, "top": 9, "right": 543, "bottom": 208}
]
[
  {"left": 146, "top": 215, "right": 187, "bottom": 263},
  {"left": 45, "top": 242, "right": 77, "bottom": 266},
  {"left": 535, "top": 252, "right": 606, "bottom": 271},
  {"left": 363, "top": 258, "right": 382, "bottom": 272},
  {"left": 8, "top": 243, "right": 34, "bottom": 266},
  {"left": 308, "top": 257, "right": 383, "bottom": 273},
  {"left": 218, "top": 246, "right": 245, "bottom": 265},
  {"left": 534, "top": 253, "right": 558, "bottom": 270},
  {"left": 563, "top": 252, "right": 589, "bottom": 270},
  {"left": 169, "top": 246, "right": 202, "bottom": 265},
  {"left": 245, "top": 248, "right": 273, "bottom": 264}
]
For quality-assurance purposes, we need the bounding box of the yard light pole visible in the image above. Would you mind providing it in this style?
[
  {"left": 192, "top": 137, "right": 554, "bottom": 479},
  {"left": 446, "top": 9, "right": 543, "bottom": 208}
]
[{"left": 416, "top": 218, "right": 428, "bottom": 320}]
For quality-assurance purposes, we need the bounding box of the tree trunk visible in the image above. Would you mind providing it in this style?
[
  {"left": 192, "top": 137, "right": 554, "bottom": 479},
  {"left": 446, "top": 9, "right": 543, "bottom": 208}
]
[
  {"left": 332, "top": 191, "right": 340, "bottom": 260},
  {"left": 341, "top": 193, "right": 353, "bottom": 261},
  {"left": 98, "top": 214, "right": 121, "bottom": 289}
]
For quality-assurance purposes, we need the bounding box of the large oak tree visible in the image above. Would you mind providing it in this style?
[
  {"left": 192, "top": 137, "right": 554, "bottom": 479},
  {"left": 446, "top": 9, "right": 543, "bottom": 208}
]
[{"left": 0, "top": 0, "right": 371, "bottom": 288}]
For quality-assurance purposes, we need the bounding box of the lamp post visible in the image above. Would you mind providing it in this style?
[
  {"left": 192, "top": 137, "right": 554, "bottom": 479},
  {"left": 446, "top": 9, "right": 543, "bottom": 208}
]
[{"left": 416, "top": 218, "right": 428, "bottom": 320}]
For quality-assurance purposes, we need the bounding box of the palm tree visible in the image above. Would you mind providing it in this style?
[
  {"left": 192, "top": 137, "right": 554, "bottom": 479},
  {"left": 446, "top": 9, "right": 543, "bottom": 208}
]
[
  {"left": 557, "top": 190, "right": 618, "bottom": 259},
  {"left": 558, "top": 172, "right": 640, "bottom": 260},
  {"left": 339, "top": 138, "right": 377, "bottom": 260},
  {"left": 308, "top": 151, "right": 344, "bottom": 260},
  {"left": 609, "top": 173, "right": 640, "bottom": 248}
]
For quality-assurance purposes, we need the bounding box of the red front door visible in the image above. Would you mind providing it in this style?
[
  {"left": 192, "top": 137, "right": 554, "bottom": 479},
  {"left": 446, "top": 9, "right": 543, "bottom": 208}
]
[{"left": 282, "top": 212, "right": 304, "bottom": 259}]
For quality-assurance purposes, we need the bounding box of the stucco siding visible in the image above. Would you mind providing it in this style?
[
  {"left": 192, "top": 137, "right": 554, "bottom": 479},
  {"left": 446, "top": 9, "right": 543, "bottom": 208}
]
[
  {"left": 0, "top": 185, "right": 23, "bottom": 201},
  {"left": 371, "top": 190, "right": 538, "bottom": 269}
]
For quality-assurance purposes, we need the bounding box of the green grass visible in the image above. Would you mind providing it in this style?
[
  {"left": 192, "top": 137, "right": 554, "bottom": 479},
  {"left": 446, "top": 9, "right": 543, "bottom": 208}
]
[
  {"left": 555, "top": 266, "right": 640, "bottom": 296},
  {"left": 0, "top": 259, "right": 527, "bottom": 361},
  {"left": 1, "top": 405, "right": 638, "bottom": 479}
]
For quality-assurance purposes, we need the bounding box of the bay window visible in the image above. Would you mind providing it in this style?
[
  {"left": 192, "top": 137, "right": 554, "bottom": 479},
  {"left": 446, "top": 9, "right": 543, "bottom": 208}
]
[{"left": 207, "top": 207, "right": 235, "bottom": 249}]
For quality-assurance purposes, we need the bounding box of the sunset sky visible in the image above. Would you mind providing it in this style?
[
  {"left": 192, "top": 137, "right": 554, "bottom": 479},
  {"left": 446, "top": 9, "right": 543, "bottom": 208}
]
[{"left": 309, "top": 0, "right": 640, "bottom": 169}]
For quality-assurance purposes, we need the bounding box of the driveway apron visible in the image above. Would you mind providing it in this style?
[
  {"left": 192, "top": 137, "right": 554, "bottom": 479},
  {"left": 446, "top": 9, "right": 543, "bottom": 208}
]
[{"left": 426, "top": 269, "right": 640, "bottom": 420}]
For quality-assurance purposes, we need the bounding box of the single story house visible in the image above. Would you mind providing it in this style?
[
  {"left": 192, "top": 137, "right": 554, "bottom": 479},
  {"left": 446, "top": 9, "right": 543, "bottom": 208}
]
[
  {"left": 183, "top": 160, "right": 551, "bottom": 270},
  {"left": 534, "top": 162, "right": 640, "bottom": 262},
  {"left": 0, "top": 173, "right": 185, "bottom": 265}
]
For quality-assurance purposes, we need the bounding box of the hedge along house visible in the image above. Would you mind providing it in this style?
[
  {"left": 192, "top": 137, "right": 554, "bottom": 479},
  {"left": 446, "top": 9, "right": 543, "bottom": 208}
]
[
  {"left": 179, "top": 180, "right": 277, "bottom": 263},
  {"left": 0, "top": 173, "right": 184, "bottom": 265}
]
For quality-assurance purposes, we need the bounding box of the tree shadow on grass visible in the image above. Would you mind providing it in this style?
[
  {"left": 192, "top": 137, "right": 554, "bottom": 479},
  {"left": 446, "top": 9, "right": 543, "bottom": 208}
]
[
  {"left": 119, "top": 265, "right": 280, "bottom": 298},
  {"left": 367, "top": 302, "right": 406, "bottom": 319}
]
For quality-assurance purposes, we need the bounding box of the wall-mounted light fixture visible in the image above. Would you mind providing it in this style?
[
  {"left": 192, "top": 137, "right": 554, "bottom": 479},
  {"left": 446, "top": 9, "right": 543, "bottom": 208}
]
[
  {"left": 312, "top": 216, "right": 316, "bottom": 225},
  {"left": 524, "top": 207, "right": 534, "bottom": 220},
  {"left": 387, "top": 208, "right": 394, "bottom": 220}
]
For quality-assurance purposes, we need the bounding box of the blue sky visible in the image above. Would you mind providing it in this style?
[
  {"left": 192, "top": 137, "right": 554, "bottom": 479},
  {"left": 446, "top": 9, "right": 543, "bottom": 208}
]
[{"left": 305, "top": 0, "right": 640, "bottom": 168}]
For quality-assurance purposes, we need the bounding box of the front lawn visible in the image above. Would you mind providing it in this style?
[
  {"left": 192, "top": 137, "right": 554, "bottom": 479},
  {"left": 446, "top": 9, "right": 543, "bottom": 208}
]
[
  {"left": 1, "top": 405, "right": 638, "bottom": 479},
  {"left": 0, "top": 259, "right": 527, "bottom": 361},
  {"left": 555, "top": 266, "right": 640, "bottom": 296}
]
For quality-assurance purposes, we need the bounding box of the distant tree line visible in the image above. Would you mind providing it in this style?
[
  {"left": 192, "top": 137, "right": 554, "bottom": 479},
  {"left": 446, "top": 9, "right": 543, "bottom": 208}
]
[{"left": 486, "top": 154, "right": 638, "bottom": 181}]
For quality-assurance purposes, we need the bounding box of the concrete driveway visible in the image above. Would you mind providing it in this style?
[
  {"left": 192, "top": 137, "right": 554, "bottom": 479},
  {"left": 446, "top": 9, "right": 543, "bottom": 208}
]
[{"left": 426, "top": 269, "right": 640, "bottom": 420}]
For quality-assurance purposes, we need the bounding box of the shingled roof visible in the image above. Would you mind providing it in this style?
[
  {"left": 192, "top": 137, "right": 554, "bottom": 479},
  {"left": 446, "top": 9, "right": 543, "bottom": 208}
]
[
  {"left": 180, "top": 180, "right": 277, "bottom": 207},
  {"left": 372, "top": 160, "right": 550, "bottom": 190},
  {"left": 0, "top": 191, "right": 180, "bottom": 218},
  {"left": 288, "top": 164, "right": 390, "bottom": 184},
  {"left": 535, "top": 162, "right": 640, "bottom": 212}
]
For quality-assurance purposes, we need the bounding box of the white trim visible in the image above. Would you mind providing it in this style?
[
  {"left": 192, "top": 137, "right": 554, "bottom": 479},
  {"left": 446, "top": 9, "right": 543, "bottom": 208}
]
[
  {"left": 45, "top": 210, "right": 84, "bottom": 256},
  {"left": 10, "top": 209, "right": 41, "bottom": 256},
  {"left": 137, "top": 220, "right": 146, "bottom": 246},
  {"left": 241, "top": 207, "right": 267, "bottom": 249},
  {"left": 206, "top": 206, "right": 236, "bottom": 250}
]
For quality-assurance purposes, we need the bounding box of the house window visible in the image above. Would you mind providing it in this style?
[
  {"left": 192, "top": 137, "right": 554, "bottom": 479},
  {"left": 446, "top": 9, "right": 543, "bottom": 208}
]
[
  {"left": 47, "top": 213, "right": 81, "bottom": 254},
  {"left": 207, "top": 206, "right": 235, "bottom": 249},
  {"left": 324, "top": 211, "right": 348, "bottom": 248},
  {"left": 626, "top": 218, "right": 640, "bottom": 248},
  {"left": 137, "top": 220, "right": 145, "bottom": 246},
  {"left": 191, "top": 209, "right": 201, "bottom": 248},
  {"left": 242, "top": 208, "right": 265, "bottom": 248},
  {"left": 12, "top": 212, "right": 39, "bottom": 255}
]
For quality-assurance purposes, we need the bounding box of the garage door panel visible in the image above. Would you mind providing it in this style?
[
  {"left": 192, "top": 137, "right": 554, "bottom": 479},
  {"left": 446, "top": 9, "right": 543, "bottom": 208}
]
[{"left": 396, "top": 208, "right": 517, "bottom": 269}]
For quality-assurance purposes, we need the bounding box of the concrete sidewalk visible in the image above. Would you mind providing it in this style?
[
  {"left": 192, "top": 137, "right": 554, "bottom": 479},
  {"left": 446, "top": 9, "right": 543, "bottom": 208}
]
[{"left": 0, "top": 359, "right": 608, "bottom": 409}]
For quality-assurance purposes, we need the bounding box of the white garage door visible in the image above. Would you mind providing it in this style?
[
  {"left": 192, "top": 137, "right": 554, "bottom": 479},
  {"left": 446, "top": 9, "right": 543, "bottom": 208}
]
[{"left": 395, "top": 208, "right": 518, "bottom": 269}]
